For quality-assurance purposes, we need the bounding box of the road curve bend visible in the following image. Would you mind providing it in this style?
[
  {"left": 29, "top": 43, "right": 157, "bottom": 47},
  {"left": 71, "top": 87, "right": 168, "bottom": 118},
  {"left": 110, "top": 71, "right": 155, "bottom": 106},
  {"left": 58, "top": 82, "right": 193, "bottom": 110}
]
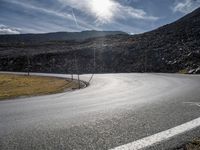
[{"left": 0, "top": 73, "right": 200, "bottom": 150}]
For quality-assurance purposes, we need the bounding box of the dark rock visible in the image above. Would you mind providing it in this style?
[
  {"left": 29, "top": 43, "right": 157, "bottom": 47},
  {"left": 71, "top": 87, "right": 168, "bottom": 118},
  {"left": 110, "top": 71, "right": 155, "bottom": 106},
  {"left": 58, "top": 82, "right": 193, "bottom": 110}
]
[{"left": 195, "top": 67, "right": 200, "bottom": 74}]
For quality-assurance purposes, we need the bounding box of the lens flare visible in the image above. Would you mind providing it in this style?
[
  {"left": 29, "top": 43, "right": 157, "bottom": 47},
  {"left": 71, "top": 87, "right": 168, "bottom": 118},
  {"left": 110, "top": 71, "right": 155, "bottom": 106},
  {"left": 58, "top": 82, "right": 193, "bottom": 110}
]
[{"left": 90, "top": 0, "right": 114, "bottom": 23}]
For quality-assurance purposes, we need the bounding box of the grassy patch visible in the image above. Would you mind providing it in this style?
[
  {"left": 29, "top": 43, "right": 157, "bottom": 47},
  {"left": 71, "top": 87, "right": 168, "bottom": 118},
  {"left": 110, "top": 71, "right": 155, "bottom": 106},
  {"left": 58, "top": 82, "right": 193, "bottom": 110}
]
[
  {"left": 0, "top": 74, "right": 79, "bottom": 100},
  {"left": 179, "top": 69, "right": 188, "bottom": 74},
  {"left": 184, "top": 138, "right": 200, "bottom": 150},
  {"left": 176, "top": 138, "right": 200, "bottom": 150}
]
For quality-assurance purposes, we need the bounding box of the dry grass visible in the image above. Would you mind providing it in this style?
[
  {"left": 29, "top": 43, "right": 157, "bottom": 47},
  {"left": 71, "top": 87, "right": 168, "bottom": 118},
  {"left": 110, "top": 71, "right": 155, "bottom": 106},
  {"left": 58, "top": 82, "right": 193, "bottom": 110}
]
[
  {"left": 185, "top": 138, "right": 200, "bottom": 150},
  {"left": 179, "top": 69, "right": 188, "bottom": 74},
  {"left": 0, "top": 74, "right": 78, "bottom": 100},
  {"left": 176, "top": 138, "right": 200, "bottom": 150}
]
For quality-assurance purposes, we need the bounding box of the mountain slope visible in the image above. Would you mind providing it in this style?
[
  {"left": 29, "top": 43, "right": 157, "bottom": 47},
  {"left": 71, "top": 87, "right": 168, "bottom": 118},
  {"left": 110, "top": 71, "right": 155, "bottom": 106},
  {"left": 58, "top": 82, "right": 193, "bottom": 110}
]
[
  {"left": 0, "top": 8, "right": 200, "bottom": 74},
  {"left": 0, "top": 30, "right": 127, "bottom": 44}
]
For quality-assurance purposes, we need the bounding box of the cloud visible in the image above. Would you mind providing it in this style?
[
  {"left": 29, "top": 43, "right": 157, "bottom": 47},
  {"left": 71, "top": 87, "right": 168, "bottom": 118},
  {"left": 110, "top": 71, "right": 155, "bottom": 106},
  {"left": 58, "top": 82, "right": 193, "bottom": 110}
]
[
  {"left": 58, "top": 0, "right": 159, "bottom": 25},
  {"left": 115, "top": 3, "right": 159, "bottom": 21},
  {"left": 2, "top": 0, "right": 73, "bottom": 21},
  {"left": 1, "top": 0, "right": 101, "bottom": 31},
  {"left": 0, "top": 24, "right": 20, "bottom": 34},
  {"left": 173, "top": 0, "right": 200, "bottom": 14},
  {"left": 0, "top": 0, "right": 159, "bottom": 34}
]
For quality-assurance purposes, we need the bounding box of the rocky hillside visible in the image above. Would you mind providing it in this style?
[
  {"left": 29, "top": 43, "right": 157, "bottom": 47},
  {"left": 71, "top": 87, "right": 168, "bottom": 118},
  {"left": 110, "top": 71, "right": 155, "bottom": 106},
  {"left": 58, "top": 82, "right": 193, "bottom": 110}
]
[
  {"left": 0, "top": 7, "right": 199, "bottom": 74},
  {"left": 0, "top": 30, "right": 127, "bottom": 44}
]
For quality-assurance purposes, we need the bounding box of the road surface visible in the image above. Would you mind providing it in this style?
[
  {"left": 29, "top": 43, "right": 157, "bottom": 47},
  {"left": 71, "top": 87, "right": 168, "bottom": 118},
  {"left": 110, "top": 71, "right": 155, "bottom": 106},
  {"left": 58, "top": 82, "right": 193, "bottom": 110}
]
[{"left": 0, "top": 73, "right": 200, "bottom": 150}]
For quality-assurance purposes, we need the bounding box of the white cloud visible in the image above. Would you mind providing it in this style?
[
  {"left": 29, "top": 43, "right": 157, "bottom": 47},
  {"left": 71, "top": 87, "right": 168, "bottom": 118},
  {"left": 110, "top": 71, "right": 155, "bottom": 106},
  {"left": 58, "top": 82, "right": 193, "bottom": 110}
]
[
  {"left": 1, "top": 0, "right": 158, "bottom": 33},
  {"left": 3, "top": 0, "right": 73, "bottom": 21},
  {"left": 173, "top": 0, "right": 200, "bottom": 14},
  {"left": 0, "top": 24, "right": 20, "bottom": 34},
  {"left": 2, "top": 0, "right": 101, "bottom": 31},
  {"left": 58, "top": 0, "right": 159, "bottom": 25},
  {"left": 115, "top": 3, "right": 158, "bottom": 21}
]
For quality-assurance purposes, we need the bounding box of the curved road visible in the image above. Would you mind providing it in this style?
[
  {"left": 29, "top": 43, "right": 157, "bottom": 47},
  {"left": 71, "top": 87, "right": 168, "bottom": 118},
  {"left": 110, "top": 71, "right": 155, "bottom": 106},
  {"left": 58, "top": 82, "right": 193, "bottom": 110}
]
[{"left": 0, "top": 73, "right": 200, "bottom": 150}]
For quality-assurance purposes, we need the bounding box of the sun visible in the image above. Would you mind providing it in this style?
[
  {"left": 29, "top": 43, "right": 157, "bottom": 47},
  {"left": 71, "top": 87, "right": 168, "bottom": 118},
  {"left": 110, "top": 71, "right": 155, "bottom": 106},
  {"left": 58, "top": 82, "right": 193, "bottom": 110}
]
[{"left": 90, "top": 0, "right": 114, "bottom": 23}]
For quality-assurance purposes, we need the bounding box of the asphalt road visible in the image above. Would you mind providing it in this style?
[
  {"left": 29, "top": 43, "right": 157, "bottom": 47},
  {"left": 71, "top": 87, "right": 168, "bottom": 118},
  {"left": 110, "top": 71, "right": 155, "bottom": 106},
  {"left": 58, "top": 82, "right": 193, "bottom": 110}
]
[{"left": 0, "top": 73, "right": 200, "bottom": 150}]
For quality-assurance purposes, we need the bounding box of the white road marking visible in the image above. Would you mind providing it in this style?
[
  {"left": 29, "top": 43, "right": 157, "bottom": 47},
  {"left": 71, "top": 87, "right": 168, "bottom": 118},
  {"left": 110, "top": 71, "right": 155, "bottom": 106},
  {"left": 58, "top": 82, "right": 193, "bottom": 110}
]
[{"left": 110, "top": 117, "right": 200, "bottom": 150}]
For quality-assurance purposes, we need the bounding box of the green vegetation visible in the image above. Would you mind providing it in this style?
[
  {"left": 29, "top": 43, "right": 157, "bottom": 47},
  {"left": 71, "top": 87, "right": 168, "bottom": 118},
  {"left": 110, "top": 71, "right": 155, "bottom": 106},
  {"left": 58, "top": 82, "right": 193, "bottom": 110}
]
[{"left": 0, "top": 74, "right": 78, "bottom": 100}]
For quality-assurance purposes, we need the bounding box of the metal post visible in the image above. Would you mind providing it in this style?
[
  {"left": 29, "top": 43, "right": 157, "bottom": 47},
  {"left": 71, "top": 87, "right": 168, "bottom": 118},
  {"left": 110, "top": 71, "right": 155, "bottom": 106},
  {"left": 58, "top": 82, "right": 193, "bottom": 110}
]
[
  {"left": 71, "top": 74, "right": 73, "bottom": 80},
  {"left": 94, "top": 47, "right": 96, "bottom": 73},
  {"left": 75, "top": 55, "right": 80, "bottom": 89},
  {"left": 145, "top": 48, "right": 147, "bottom": 72},
  {"left": 78, "top": 73, "right": 80, "bottom": 89},
  {"left": 27, "top": 54, "right": 30, "bottom": 76}
]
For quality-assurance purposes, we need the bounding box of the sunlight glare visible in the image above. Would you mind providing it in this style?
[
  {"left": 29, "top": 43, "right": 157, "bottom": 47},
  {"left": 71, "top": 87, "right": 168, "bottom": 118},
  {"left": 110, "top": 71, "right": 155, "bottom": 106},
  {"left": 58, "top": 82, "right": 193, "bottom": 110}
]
[{"left": 90, "top": 0, "right": 114, "bottom": 23}]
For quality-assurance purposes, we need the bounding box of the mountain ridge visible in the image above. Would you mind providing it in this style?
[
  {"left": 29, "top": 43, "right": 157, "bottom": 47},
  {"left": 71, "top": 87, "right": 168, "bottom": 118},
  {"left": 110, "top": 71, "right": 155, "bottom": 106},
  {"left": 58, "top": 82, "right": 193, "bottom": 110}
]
[
  {"left": 0, "top": 7, "right": 199, "bottom": 74},
  {"left": 0, "top": 30, "right": 127, "bottom": 44}
]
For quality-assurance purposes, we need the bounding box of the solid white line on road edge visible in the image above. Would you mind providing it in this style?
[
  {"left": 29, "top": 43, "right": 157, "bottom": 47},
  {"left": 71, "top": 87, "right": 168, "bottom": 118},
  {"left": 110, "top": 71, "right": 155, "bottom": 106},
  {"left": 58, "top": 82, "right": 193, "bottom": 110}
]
[{"left": 110, "top": 117, "right": 200, "bottom": 150}]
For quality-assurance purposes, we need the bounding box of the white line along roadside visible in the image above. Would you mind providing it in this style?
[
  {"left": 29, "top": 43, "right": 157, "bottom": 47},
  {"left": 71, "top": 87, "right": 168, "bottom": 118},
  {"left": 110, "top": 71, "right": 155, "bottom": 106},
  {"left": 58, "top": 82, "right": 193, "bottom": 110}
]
[{"left": 110, "top": 117, "right": 200, "bottom": 150}]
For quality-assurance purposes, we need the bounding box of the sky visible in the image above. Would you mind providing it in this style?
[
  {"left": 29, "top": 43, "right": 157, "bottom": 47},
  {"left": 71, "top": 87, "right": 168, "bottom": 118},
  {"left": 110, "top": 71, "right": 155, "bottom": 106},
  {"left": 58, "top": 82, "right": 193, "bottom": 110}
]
[{"left": 0, "top": 0, "right": 200, "bottom": 35}]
